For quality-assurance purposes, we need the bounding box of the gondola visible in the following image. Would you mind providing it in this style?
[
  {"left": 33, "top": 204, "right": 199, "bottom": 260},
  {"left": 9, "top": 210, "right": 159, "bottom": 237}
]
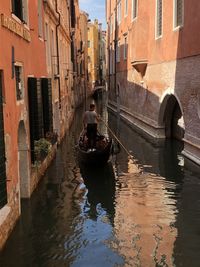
[
  {"left": 77, "top": 131, "right": 113, "bottom": 165},
  {"left": 92, "top": 86, "right": 105, "bottom": 100}
]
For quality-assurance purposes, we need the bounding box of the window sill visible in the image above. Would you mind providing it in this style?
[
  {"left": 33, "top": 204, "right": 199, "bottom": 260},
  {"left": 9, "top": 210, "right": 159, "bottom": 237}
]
[
  {"left": 11, "top": 13, "right": 23, "bottom": 24},
  {"left": 173, "top": 25, "right": 183, "bottom": 32},
  {"left": 155, "top": 34, "right": 163, "bottom": 40},
  {"left": 11, "top": 13, "right": 29, "bottom": 29}
]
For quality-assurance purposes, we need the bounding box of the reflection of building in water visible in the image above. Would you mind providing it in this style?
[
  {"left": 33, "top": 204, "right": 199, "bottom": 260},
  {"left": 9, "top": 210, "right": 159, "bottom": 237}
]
[{"left": 112, "top": 172, "right": 177, "bottom": 266}]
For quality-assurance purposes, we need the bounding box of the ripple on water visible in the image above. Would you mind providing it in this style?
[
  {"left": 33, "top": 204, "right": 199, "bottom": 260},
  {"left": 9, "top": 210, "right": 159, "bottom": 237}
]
[{"left": 111, "top": 171, "right": 178, "bottom": 267}]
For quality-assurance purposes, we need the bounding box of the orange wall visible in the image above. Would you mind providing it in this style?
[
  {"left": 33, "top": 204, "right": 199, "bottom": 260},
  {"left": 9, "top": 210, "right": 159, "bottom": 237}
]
[
  {"left": 0, "top": 0, "right": 47, "bottom": 192},
  {"left": 107, "top": 0, "right": 200, "bottom": 67}
]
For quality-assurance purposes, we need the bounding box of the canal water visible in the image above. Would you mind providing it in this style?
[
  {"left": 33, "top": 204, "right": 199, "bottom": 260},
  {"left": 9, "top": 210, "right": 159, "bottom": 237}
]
[{"left": 1, "top": 95, "right": 200, "bottom": 267}]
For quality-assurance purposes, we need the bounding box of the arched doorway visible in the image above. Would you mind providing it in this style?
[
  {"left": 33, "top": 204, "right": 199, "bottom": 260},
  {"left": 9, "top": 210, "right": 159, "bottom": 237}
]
[
  {"left": 159, "top": 94, "right": 185, "bottom": 140},
  {"left": 18, "top": 121, "right": 30, "bottom": 198}
]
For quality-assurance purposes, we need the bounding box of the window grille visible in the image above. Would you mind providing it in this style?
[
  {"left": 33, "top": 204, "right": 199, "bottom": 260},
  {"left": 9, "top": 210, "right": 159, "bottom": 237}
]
[
  {"left": 156, "top": 0, "right": 162, "bottom": 37},
  {"left": 174, "top": 0, "right": 183, "bottom": 28}
]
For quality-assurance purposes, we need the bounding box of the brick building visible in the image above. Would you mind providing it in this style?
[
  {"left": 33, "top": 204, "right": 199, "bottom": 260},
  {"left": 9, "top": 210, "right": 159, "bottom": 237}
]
[
  {"left": 70, "top": 0, "right": 90, "bottom": 107},
  {"left": 88, "top": 19, "right": 100, "bottom": 89},
  {"left": 0, "top": 0, "right": 48, "bottom": 249},
  {"left": 106, "top": 0, "right": 200, "bottom": 165},
  {"left": 0, "top": 0, "right": 89, "bottom": 250}
]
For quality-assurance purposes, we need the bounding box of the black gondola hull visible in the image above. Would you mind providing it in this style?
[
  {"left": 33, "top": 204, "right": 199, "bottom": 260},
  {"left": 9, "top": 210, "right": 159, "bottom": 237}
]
[{"left": 77, "top": 140, "right": 112, "bottom": 165}]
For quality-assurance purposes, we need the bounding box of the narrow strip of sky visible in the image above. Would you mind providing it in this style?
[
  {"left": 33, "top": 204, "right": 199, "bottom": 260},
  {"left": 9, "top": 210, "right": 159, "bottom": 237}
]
[{"left": 79, "top": 0, "right": 106, "bottom": 29}]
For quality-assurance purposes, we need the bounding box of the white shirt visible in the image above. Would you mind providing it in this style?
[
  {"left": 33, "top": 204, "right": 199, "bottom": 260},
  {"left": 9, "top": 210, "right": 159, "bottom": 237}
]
[{"left": 84, "top": 110, "right": 98, "bottom": 124}]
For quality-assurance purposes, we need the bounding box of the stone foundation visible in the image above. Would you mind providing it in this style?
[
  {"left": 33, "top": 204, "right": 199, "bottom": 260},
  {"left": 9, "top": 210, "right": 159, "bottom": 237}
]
[{"left": 0, "top": 187, "right": 20, "bottom": 251}]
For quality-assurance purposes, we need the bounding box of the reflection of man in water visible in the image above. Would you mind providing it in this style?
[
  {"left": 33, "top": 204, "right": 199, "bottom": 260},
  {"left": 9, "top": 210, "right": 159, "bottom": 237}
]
[{"left": 83, "top": 103, "right": 99, "bottom": 149}]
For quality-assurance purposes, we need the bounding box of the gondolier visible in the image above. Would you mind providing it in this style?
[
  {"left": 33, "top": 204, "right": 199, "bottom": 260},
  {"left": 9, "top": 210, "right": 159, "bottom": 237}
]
[{"left": 83, "top": 103, "right": 99, "bottom": 149}]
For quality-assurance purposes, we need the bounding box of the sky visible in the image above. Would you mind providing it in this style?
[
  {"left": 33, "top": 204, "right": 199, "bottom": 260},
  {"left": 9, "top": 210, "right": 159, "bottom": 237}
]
[{"left": 79, "top": 0, "right": 106, "bottom": 29}]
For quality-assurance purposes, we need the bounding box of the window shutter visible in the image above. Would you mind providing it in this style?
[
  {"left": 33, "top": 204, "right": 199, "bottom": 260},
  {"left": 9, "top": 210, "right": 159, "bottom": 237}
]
[
  {"left": 0, "top": 72, "right": 7, "bottom": 208},
  {"left": 41, "top": 78, "right": 53, "bottom": 136},
  {"left": 28, "top": 78, "right": 44, "bottom": 162},
  {"left": 22, "top": 0, "right": 28, "bottom": 24},
  {"left": 11, "top": 0, "right": 15, "bottom": 13}
]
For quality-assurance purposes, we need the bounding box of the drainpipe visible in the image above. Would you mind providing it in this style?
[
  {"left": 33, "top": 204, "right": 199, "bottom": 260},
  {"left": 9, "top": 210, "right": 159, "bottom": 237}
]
[
  {"left": 114, "top": 0, "right": 117, "bottom": 100},
  {"left": 55, "top": 0, "right": 61, "bottom": 109}
]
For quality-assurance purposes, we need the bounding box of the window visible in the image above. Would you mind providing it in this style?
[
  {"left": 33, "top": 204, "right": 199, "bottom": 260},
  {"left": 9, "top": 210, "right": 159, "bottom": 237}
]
[
  {"left": 125, "top": 0, "right": 128, "bottom": 17},
  {"left": 44, "top": 23, "right": 51, "bottom": 69},
  {"left": 113, "top": 45, "right": 115, "bottom": 73},
  {"left": 109, "top": 45, "right": 113, "bottom": 74},
  {"left": 51, "top": 30, "right": 57, "bottom": 75},
  {"left": 117, "top": 40, "right": 120, "bottom": 62},
  {"left": 124, "top": 36, "right": 127, "bottom": 60},
  {"left": 88, "top": 40, "right": 91, "bottom": 48},
  {"left": 15, "top": 64, "right": 24, "bottom": 101},
  {"left": 156, "top": 0, "right": 162, "bottom": 38},
  {"left": 174, "top": 0, "right": 184, "bottom": 28},
  {"left": 117, "top": 1, "right": 121, "bottom": 24},
  {"left": 132, "top": 0, "right": 138, "bottom": 20},
  {"left": 38, "top": 0, "right": 43, "bottom": 38},
  {"left": 12, "top": 0, "right": 28, "bottom": 24},
  {"left": 110, "top": 16, "right": 113, "bottom": 34}
]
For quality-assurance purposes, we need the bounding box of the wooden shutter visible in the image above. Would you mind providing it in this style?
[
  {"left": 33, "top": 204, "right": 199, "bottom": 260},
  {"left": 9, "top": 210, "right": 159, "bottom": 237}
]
[
  {"left": 0, "top": 71, "right": 7, "bottom": 208},
  {"left": 41, "top": 78, "right": 53, "bottom": 136},
  {"left": 28, "top": 78, "right": 44, "bottom": 162}
]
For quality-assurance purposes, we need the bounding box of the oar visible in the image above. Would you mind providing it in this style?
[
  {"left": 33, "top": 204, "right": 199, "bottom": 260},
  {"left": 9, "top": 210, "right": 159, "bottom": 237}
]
[{"left": 99, "top": 117, "right": 134, "bottom": 160}]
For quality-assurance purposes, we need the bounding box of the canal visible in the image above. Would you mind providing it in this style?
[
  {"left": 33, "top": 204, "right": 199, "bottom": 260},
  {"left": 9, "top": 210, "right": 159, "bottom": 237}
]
[{"left": 1, "top": 95, "right": 200, "bottom": 267}]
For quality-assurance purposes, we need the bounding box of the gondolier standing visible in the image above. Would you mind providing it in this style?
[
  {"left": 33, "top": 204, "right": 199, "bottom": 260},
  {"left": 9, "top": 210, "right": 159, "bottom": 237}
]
[{"left": 83, "top": 103, "right": 99, "bottom": 149}]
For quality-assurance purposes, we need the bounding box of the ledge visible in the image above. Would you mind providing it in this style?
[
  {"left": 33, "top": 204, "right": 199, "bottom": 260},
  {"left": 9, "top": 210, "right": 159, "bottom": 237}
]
[{"left": 131, "top": 59, "right": 148, "bottom": 77}]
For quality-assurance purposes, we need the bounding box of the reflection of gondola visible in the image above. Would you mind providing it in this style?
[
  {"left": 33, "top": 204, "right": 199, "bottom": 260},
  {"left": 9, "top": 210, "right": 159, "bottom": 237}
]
[
  {"left": 77, "top": 132, "right": 113, "bottom": 165},
  {"left": 80, "top": 162, "right": 116, "bottom": 223}
]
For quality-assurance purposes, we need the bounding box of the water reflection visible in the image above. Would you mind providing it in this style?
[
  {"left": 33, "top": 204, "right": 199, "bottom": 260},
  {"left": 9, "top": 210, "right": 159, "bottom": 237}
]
[
  {"left": 80, "top": 162, "right": 115, "bottom": 224},
  {"left": 109, "top": 111, "right": 200, "bottom": 267},
  {"left": 1, "top": 98, "right": 200, "bottom": 267}
]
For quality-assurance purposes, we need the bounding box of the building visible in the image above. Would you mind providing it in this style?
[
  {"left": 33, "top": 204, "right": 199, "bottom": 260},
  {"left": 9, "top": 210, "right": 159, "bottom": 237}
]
[
  {"left": 43, "top": 0, "right": 72, "bottom": 140},
  {"left": 80, "top": 11, "right": 90, "bottom": 104},
  {"left": 88, "top": 19, "right": 99, "bottom": 89},
  {"left": 106, "top": 0, "right": 200, "bottom": 165},
  {"left": 70, "top": 0, "right": 89, "bottom": 107},
  {"left": 0, "top": 0, "right": 89, "bottom": 250},
  {"left": 98, "top": 26, "right": 107, "bottom": 85},
  {"left": 0, "top": 0, "right": 47, "bottom": 249}
]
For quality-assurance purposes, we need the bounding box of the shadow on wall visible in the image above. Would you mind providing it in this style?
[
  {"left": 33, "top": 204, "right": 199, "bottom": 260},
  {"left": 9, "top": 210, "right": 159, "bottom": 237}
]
[{"left": 108, "top": 43, "right": 185, "bottom": 142}]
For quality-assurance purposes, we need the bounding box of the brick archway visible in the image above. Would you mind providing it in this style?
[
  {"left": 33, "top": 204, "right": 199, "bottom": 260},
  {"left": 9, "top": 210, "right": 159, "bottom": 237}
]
[{"left": 159, "top": 94, "right": 185, "bottom": 140}]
